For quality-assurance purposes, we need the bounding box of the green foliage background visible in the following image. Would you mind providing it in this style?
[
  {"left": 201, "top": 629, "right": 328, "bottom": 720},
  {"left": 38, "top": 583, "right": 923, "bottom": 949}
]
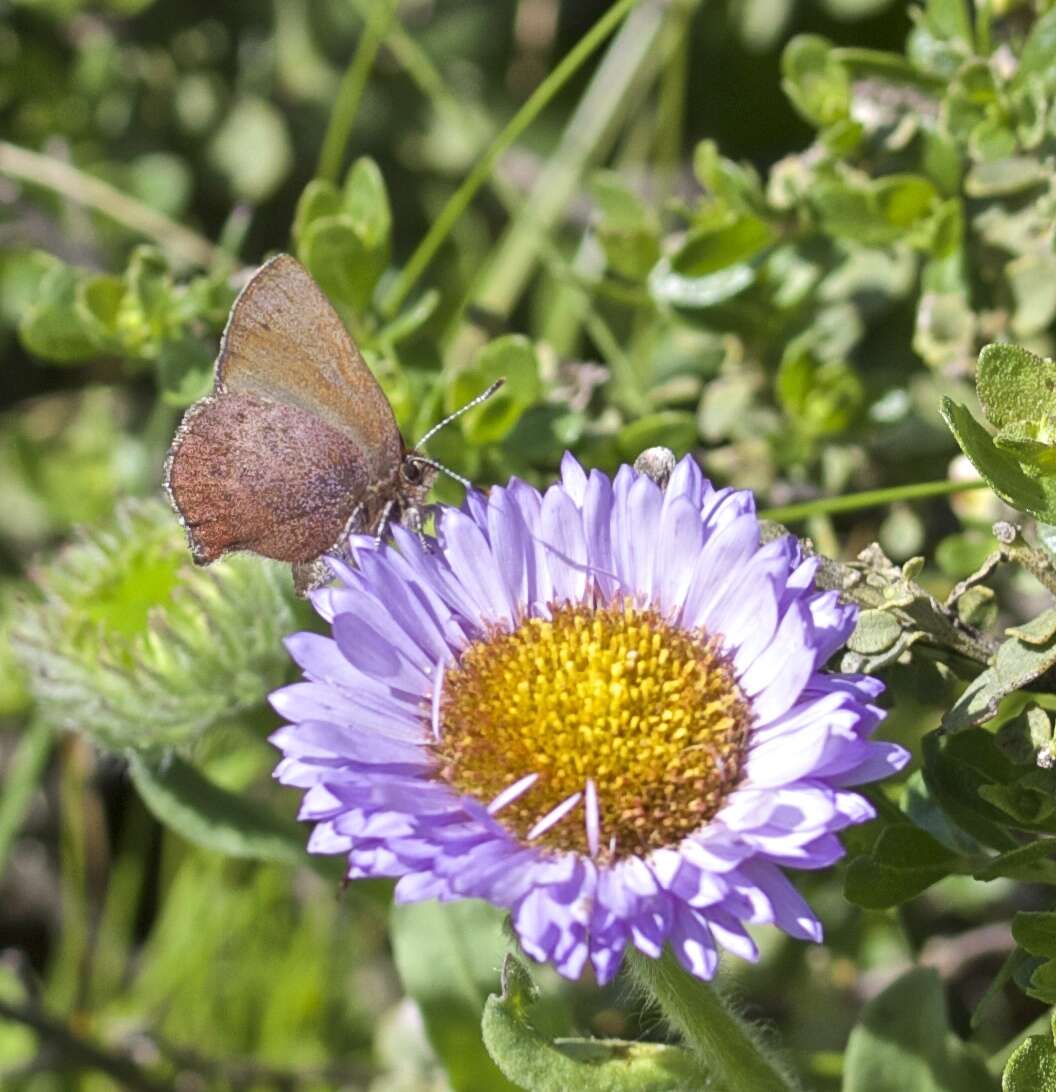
[{"left": 5, "top": 0, "right": 1056, "bottom": 1089}]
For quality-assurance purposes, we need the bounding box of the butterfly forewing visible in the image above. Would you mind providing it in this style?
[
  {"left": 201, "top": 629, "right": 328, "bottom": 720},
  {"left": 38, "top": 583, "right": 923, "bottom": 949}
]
[{"left": 216, "top": 254, "right": 403, "bottom": 481}]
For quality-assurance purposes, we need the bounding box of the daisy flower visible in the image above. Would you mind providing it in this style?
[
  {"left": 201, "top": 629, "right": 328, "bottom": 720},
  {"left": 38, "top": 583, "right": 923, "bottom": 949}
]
[{"left": 270, "top": 454, "right": 908, "bottom": 983}]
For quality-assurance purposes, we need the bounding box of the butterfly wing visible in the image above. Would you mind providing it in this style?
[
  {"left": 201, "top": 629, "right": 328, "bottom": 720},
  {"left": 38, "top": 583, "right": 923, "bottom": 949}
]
[
  {"left": 215, "top": 253, "right": 403, "bottom": 481},
  {"left": 165, "top": 392, "right": 369, "bottom": 564}
]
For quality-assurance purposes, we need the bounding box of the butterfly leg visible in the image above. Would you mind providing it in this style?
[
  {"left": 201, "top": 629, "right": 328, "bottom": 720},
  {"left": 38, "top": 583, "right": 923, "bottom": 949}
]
[
  {"left": 372, "top": 498, "right": 397, "bottom": 548},
  {"left": 341, "top": 502, "right": 366, "bottom": 539}
]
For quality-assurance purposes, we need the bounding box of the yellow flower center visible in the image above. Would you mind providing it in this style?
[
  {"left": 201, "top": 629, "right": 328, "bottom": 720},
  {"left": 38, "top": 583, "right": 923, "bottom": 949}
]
[{"left": 433, "top": 600, "right": 752, "bottom": 861}]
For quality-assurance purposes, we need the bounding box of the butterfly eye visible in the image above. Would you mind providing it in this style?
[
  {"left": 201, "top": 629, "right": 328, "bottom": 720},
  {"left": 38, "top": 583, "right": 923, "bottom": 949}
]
[{"left": 402, "top": 459, "right": 424, "bottom": 484}]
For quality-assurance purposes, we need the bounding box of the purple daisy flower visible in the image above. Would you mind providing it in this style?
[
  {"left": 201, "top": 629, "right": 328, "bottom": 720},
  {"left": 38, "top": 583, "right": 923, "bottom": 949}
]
[{"left": 270, "top": 454, "right": 908, "bottom": 984}]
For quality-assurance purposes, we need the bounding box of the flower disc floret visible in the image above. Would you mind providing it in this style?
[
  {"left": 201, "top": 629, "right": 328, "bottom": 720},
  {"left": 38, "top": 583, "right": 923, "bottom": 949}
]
[
  {"left": 437, "top": 600, "right": 751, "bottom": 859},
  {"left": 270, "top": 453, "right": 909, "bottom": 984}
]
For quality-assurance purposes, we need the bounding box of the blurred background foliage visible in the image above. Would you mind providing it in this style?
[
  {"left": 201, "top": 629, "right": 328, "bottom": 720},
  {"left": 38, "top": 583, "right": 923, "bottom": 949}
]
[{"left": 5, "top": 0, "right": 1056, "bottom": 1089}]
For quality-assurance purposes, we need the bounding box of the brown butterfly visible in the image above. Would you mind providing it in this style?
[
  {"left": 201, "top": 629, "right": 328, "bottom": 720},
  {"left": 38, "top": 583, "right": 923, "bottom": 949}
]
[{"left": 164, "top": 254, "right": 498, "bottom": 594}]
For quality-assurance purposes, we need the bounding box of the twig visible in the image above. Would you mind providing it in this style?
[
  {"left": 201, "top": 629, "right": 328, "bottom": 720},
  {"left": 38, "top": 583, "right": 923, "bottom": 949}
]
[
  {"left": 0, "top": 140, "right": 221, "bottom": 269},
  {"left": 993, "top": 521, "right": 1056, "bottom": 598},
  {"left": 0, "top": 997, "right": 174, "bottom": 1092}
]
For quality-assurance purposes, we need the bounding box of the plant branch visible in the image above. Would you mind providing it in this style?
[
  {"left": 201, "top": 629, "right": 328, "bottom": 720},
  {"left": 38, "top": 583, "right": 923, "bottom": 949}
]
[
  {"left": 0, "top": 997, "right": 174, "bottom": 1092},
  {"left": 0, "top": 141, "right": 221, "bottom": 269},
  {"left": 993, "top": 521, "right": 1056, "bottom": 598}
]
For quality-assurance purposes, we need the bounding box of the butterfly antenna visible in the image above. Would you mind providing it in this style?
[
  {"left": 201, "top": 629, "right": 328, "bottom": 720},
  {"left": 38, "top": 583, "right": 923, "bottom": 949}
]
[{"left": 414, "top": 378, "right": 505, "bottom": 450}]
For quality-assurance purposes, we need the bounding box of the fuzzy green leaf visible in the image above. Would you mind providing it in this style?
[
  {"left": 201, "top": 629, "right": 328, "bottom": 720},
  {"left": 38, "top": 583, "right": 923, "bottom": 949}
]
[
  {"left": 943, "top": 609, "right": 1056, "bottom": 733},
  {"left": 14, "top": 500, "right": 299, "bottom": 752},
  {"left": 940, "top": 398, "right": 1056, "bottom": 521},
  {"left": 977, "top": 344, "right": 1056, "bottom": 430},
  {"left": 482, "top": 956, "right": 708, "bottom": 1092}
]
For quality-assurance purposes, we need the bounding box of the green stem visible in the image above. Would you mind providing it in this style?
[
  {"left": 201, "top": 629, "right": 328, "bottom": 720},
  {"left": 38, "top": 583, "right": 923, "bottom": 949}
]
[
  {"left": 0, "top": 141, "right": 220, "bottom": 269},
  {"left": 315, "top": 0, "right": 397, "bottom": 183},
  {"left": 625, "top": 949, "right": 798, "bottom": 1092},
  {"left": 759, "top": 478, "right": 987, "bottom": 524},
  {"left": 380, "top": 0, "right": 645, "bottom": 318},
  {"left": 0, "top": 719, "right": 53, "bottom": 878},
  {"left": 453, "top": 0, "right": 669, "bottom": 334}
]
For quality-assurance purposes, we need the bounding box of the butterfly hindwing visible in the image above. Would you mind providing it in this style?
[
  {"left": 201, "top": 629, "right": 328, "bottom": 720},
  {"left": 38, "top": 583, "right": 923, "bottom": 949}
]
[{"left": 166, "top": 392, "right": 370, "bottom": 564}]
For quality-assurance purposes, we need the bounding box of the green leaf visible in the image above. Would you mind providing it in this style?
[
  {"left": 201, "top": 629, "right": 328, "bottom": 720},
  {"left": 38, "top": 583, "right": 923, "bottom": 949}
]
[
  {"left": 342, "top": 156, "right": 393, "bottom": 256},
  {"left": 0, "top": 720, "right": 54, "bottom": 878},
  {"left": 776, "top": 349, "right": 863, "bottom": 438},
  {"left": 940, "top": 398, "right": 1056, "bottom": 522},
  {"left": 994, "top": 424, "right": 1056, "bottom": 476},
  {"left": 671, "top": 218, "right": 774, "bottom": 278},
  {"left": 1003, "top": 1029, "right": 1056, "bottom": 1092},
  {"left": 157, "top": 336, "right": 215, "bottom": 407},
  {"left": 376, "top": 289, "right": 441, "bottom": 346},
  {"left": 842, "top": 967, "right": 993, "bottom": 1092},
  {"left": 291, "top": 178, "right": 342, "bottom": 246},
  {"left": 692, "top": 140, "right": 766, "bottom": 218},
  {"left": 782, "top": 35, "right": 850, "bottom": 127},
  {"left": 1016, "top": 6, "right": 1056, "bottom": 84},
  {"left": 1013, "top": 914, "right": 1056, "bottom": 1004},
  {"left": 390, "top": 901, "right": 520, "bottom": 1092},
  {"left": 449, "top": 335, "right": 541, "bottom": 446},
  {"left": 649, "top": 257, "right": 756, "bottom": 310},
  {"left": 19, "top": 264, "right": 107, "bottom": 363},
  {"left": 482, "top": 956, "right": 707, "bottom": 1092},
  {"left": 590, "top": 170, "right": 661, "bottom": 281},
  {"left": 964, "top": 158, "right": 1049, "bottom": 198},
  {"left": 299, "top": 215, "right": 386, "bottom": 315},
  {"left": 921, "top": 0, "right": 973, "bottom": 46},
  {"left": 943, "top": 609, "right": 1056, "bottom": 733},
  {"left": 1007, "top": 255, "right": 1056, "bottom": 339},
  {"left": 922, "top": 730, "right": 1021, "bottom": 851},
  {"left": 977, "top": 344, "right": 1056, "bottom": 431},
  {"left": 974, "top": 840, "right": 1056, "bottom": 884},
  {"left": 844, "top": 825, "right": 964, "bottom": 909},
  {"left": 812, "top": 175, "right": 939, "bottom": 246},
  {"left": 0, "top": 248, "right": 60, "bottom": 327},
  {"left": 76, "top": 274, "right": 125, "bottom": 347},
  {"left": 129, "top": 754, "right": 308, "bottom": 866}
]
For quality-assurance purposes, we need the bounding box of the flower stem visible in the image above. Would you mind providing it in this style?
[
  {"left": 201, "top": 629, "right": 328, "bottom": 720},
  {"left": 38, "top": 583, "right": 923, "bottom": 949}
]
[
  {"left": 625, "top": 949, "right": 799, "bottom": 1092},
  {"left": 379, "top": 0, "right": 644, "bottom": 318},
  {"left": 759, "top": 478, "right": 987, "bottom": 524},
  {"left": 315, "top": 0, "right": 397, "bottom": 183}
]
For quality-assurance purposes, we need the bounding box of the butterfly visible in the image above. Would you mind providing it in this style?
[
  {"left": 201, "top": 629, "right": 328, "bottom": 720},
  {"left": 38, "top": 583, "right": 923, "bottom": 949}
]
[{"left": 164, "top": 254, "right": 498, "bottom": 593}]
